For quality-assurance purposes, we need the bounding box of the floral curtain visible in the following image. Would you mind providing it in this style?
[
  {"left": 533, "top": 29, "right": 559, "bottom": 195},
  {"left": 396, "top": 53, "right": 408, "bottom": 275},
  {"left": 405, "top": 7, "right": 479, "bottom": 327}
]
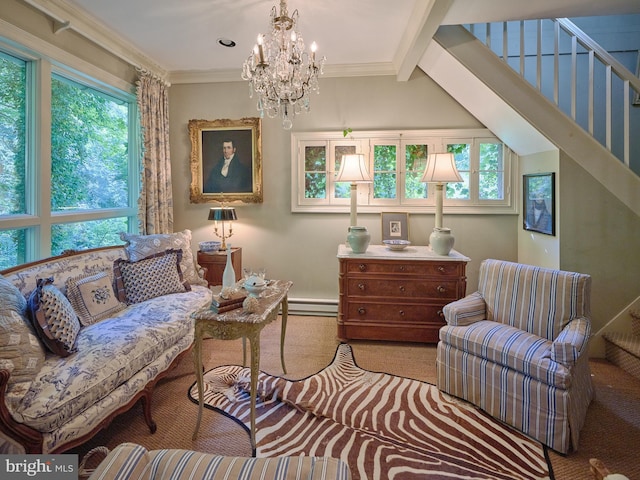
[{"left": 136, "top": 71, "right": 173, "bottom": 234}]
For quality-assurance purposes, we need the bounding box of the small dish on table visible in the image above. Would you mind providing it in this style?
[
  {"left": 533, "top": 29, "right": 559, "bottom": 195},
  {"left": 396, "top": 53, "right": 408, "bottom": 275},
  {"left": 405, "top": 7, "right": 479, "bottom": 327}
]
[{"left": 383, "top": 239, "right": 411, "bottom": 251}]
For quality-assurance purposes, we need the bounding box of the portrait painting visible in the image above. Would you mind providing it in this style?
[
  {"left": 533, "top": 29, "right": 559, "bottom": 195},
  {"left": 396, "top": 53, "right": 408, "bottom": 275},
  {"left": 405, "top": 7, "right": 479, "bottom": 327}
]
[
  {"left": 523, "top": 172, "right": 555, "bottom": 236},
  {"left": 189, "top": 117, "right": 263, "bottom": 204}
]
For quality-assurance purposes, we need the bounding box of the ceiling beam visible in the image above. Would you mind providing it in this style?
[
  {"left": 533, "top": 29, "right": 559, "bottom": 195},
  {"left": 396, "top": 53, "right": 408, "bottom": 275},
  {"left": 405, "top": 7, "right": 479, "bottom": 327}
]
[{"left": 395, "top": 0, "right": 453, "bottom": 82}]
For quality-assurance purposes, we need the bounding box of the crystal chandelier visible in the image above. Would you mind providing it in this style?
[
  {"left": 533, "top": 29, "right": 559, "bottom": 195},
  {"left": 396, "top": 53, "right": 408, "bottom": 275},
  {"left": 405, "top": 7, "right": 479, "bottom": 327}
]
[{"left": 241, "top": 0, "right": 325, "bottom": 130}]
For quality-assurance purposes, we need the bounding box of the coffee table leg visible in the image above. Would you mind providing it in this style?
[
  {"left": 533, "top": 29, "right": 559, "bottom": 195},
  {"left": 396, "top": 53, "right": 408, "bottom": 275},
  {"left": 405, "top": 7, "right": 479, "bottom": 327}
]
[
  {"left": 248, "top": 332, "right": 260, "bottom": 453},
  {"left": 192, "top": 324, "right": 204, "bottom": 440},
  {"left": 280, "top": 295, "right": 288, "bottom": 374}
]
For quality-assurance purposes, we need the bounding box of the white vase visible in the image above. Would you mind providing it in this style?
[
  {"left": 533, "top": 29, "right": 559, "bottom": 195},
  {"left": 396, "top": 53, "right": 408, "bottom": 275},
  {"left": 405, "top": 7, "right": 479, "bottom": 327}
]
[
  {"left": 347, "top": 226, "right": 371, "bottom": 254},
  {"left": 430, "top": 227, "right": 455, "bottom": 256},
  {"left": 222, "top": 245, "right": 236, "bottom": 288}
]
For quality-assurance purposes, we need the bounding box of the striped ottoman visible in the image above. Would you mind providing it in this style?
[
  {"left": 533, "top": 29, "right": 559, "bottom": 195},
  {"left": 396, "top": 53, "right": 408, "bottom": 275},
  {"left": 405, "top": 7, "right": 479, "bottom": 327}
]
[{"left": 87, "top": 443, "right": 351, "bottom": 480}]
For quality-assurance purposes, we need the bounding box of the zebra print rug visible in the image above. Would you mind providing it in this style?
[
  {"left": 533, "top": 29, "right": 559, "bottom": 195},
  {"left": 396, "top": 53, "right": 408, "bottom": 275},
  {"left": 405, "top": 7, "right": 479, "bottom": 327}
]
[{"left": 189, "top": 343, "right": 552, "bottom": 480}]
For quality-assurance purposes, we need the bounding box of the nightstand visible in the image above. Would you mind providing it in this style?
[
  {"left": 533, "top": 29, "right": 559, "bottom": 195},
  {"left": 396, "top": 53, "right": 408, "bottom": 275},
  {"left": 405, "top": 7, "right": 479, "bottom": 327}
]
[{"left": 197, "top": 248, "right": 242, "bottom": 287}]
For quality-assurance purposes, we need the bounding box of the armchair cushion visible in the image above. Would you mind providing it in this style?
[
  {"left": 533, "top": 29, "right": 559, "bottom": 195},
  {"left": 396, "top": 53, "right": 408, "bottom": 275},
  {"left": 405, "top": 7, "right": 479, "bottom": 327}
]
[{"left": 440, "top": 320, "right": 572, "bottom": 388}]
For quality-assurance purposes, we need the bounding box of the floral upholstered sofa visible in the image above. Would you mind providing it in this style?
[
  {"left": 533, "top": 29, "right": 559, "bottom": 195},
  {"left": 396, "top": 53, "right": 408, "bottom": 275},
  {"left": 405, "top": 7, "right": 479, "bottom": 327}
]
[{"left": 0, "top": 230, "right": 212, "bottom": 454}]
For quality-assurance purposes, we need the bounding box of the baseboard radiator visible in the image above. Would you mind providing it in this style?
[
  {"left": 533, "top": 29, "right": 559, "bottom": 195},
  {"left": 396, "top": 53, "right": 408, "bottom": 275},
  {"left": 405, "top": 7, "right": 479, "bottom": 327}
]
[{"left": 286, "top": 298, "right": 338, "bottom": 317}]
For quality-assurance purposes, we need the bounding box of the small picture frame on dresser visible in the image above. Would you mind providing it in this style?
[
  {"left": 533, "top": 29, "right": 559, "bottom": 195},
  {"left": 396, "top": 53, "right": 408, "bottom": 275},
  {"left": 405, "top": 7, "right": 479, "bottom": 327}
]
[{"left": 381, "top": 212, "right": 409, "bottom": 241}]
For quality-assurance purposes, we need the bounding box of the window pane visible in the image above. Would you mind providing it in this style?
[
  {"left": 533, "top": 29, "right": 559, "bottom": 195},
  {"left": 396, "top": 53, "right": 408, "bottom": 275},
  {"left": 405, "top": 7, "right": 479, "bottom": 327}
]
[
  {"left": 334, "top": 145, "right": 356, "bottom": 199},
  {"left": 405, "top": 144, "right": 428, "bottom": 199},
  {"left": 373, "top": 145, "right": 396, "bottom": 199},
  {"left": 0, "top": 53, "right": 27, "bottom": 215},
  {"left": 479, "top": 143, "right": 504, "bottom": 200},
  {"left": 51, "top": 75, "right": 129, "bottom": 211},
  {"left": 0, "top": 229, "right": 26, "bottom": 270},
  {"left": 303, "top": 146, "right": 326, "bottom": 199},
  {"left": 305, "top": 173, "right": 326, "bottom": 199},
  {"left": 51, "top": 217, "right": 127, "bottom": 255},
  {"left": 447, "top": 144, "right": 470, "bottom": 199}
]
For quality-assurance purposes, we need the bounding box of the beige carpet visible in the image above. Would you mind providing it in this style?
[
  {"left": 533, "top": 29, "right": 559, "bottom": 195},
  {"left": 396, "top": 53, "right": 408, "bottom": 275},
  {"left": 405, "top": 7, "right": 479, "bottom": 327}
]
[{"left": 72, "top": 316, "right": 640, "bottom": 479}]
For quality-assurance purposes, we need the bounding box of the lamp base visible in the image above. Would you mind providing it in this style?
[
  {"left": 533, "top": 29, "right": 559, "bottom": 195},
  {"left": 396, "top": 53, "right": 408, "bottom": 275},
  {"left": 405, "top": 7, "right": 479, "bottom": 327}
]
[
  {"left": 429, "top": 227, "right": 455, "bottom": 256},
  {"left": 347, "top": 226, "right": 370, "bottom": 254}
]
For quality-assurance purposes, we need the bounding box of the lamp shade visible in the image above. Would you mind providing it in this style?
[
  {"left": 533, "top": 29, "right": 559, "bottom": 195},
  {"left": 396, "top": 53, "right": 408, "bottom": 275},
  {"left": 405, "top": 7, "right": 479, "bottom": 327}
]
[
  {"left": 420, "top": 153, "right": 463, "bottom": 183},
  {"left": 336, "top": 154, "right": 372, "bottom": 183},
  {"left": 208, "top": 207, "right": 237, "bottom": 222}
]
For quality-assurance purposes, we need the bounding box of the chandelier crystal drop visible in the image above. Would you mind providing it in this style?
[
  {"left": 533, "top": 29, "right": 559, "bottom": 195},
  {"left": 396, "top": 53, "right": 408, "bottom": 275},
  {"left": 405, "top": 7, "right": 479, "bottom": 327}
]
[{"left": 241, "top": 0, "right": 325, "bottom": 130}]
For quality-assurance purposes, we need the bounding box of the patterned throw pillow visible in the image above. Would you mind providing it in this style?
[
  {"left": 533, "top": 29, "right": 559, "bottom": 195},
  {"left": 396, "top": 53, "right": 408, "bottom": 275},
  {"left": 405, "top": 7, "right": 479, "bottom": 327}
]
[
  {"left": 0, "top": 310, "right": 45, "bottom": 386},
  {"left": 27, "top": 277, "right": 80, "bottom": 357},
  {"left": 0, "top": 273, "right": 27, "bottom": 315},
  {"left": 113, "top": 249, "right": 191, "bottom": 305},
  {"left": 120, "top": 229, "right": 207, "bottom": 287},
  {"left": 66, "top": 271, "right": 127, "bottom": 326}
]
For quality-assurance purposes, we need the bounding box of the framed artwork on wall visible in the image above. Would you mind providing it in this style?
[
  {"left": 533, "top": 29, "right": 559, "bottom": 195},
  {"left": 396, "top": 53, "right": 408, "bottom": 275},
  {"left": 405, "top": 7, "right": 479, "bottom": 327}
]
[
  {"left": 189, "top": 117, "right": 263, "bottom": 204},
  {"left": 381, "top": 212, "right": 409, "bottom": 241},
  {"left": 523, "top": 172, "right": 555, "bottom": 236}
]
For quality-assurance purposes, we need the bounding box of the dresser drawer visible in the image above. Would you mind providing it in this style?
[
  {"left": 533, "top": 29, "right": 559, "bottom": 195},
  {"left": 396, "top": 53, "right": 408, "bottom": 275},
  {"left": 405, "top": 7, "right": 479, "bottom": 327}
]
[
  {"left": 345, "top": 301, "right": 445, "bottom": 324},
  {"left": 345, "top": 260, "right": 462, "bottom": 277},
  {"left": 346, "top": 277, "right": 460, "bottom": 300}
]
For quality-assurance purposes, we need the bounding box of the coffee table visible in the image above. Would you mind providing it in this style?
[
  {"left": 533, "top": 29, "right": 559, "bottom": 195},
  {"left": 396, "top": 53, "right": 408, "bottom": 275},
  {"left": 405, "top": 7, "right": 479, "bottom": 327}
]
[{"left": 191, "top": 280, "right": 293, "bottom": 450}]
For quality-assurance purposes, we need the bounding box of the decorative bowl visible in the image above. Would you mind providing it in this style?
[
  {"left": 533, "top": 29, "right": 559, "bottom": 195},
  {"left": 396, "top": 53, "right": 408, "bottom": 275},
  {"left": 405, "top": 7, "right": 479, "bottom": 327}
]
[
  {"left": 383, "top": 239, "right": 411, "bottom": 251},
  {"left": 199, "top": 240, "right": 221, "bottom": 253},
  {"left": 244, "top": 275, "right": 267, "bottom": 297}
]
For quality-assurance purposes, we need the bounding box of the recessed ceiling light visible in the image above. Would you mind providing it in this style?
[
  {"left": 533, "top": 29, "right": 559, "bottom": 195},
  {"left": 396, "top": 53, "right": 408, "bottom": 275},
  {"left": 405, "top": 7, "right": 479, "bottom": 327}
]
[{"left": 217, "top": 38, "right": 236, "bottom": 48}]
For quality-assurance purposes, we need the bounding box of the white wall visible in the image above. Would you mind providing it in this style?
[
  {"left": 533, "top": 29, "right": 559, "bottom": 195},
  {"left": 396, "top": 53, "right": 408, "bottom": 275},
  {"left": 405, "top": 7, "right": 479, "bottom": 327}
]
[
  {"left": 518, "top": 150, "right": 560, "bottom": 268},
  {"left": 169, "top": 73, "right": 519, "bottom": 309}
]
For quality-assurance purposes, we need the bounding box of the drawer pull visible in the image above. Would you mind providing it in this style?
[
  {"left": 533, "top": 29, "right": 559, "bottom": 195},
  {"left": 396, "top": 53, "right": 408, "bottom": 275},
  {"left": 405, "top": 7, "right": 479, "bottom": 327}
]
[
  {"left": 358, "top": 264, "right": 367, "bottom": 272},
  {"left": 436, "top": 285, "right": 446, "bottom": 293},
  {"left": 358, "top": 307, "right": 366, "bottom": 315},
  {"left": 437, "top": 309, "right": 444, "bottom": 318},
  {"left": 437, "top": 266, "right": 446, "bottom": 273},
  {"left": 399, "top": 285, "right": 406, "bottom": 292},
  {"left": 399, "top": 265, "right": 405, "bottom": 271},
  {"left": 399, "top": 310, "right": 405, "bottom": 316},
  {"left": 358, "top": 283, "right": 366, "bottom": 291}
]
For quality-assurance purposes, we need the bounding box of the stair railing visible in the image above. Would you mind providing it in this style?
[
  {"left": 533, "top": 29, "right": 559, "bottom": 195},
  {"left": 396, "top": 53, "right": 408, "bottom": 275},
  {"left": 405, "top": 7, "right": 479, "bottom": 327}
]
[{"left": 467, "top": 19, "right": 640, "bottom": 174}]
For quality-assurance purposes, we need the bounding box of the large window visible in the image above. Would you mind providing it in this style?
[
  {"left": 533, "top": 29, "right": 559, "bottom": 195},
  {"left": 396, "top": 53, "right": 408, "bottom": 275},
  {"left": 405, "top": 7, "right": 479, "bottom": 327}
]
[
  {"left": 291, "top": 130, "right": 517, "bottom": 214},
  {"left": 0, "top": 45, "right": 139, "bottom": 270}
]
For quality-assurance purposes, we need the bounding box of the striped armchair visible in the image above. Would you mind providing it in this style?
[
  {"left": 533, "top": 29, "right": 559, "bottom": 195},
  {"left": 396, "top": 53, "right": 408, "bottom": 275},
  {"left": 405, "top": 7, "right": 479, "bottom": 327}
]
[{"left": 436, "top": 259, "right": 594, "bottom": 454}]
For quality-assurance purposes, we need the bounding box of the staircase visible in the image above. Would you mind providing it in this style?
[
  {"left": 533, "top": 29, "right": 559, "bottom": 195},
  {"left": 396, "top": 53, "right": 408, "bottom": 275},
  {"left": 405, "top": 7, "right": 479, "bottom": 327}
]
[
  {"left": 425, "top": 22, "right": 640, "bottom": 218},
  {"left": 604, "top": 311, "right": 640, "bottom": 381}
]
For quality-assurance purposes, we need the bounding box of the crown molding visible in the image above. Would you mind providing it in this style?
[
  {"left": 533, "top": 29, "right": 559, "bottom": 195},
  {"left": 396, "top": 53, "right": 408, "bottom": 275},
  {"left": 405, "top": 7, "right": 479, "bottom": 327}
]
[
  {"left": 169, "top": 62, "right": 398, "bottom": 85},
  {"left": 23, "top": 0, "right": 167, "bottom": 77}
]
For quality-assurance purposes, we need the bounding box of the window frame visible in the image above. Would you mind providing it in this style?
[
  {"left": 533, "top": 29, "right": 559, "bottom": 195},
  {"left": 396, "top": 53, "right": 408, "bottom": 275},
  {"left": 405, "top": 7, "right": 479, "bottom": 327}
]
[
  {"left": 291, "top": 129, "right": 518, "bottom": 215},
  {"left": 0, "top": 38, "right": 140, "bottom": 266}
]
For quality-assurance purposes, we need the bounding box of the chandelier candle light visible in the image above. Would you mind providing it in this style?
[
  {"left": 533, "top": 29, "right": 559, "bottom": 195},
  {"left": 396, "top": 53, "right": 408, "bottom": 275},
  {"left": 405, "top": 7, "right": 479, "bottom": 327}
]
[
  {"left": 336, "top": 154, "right": 373, "bottom": 253},
  {"left": 208, "top": 207, "right": 237, "bottom": 251},
  {"left": 241, "top": 0, "right": 325, "bottom": 130},
  {"left": 420, "top": 153, "right": 463, "bottom": 256}
]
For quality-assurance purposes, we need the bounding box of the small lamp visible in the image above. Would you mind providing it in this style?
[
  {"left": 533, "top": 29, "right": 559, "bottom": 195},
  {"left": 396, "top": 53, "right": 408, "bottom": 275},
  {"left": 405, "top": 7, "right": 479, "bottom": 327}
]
[
  {"left": 335, "top": 154, "right": 373, "bottom": 253},
  {"left": 208, "top": 207, "right": 237, "bottom": 250},
  {"left": 421, "top": 153, "right": 462, "bottom": 255}
]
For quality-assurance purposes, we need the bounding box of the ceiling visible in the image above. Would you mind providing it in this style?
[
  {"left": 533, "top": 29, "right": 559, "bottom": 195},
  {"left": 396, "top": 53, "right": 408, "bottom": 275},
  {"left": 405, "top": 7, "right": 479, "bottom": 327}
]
[{"left": 26, "top": 0, "right": 640, "bottom": 81}]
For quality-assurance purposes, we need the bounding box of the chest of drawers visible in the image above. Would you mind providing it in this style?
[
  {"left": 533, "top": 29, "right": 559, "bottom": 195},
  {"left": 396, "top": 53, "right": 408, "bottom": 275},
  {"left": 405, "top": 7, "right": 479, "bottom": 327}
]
[{"left": 337, "top": 244, "right": 470, "bottom": 343}]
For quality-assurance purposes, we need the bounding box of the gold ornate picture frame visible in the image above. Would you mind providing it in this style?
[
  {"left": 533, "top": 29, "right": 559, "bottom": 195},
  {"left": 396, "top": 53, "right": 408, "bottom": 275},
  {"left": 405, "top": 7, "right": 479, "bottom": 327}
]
[{"left": 189, "top": 117, "right": 263, "bottom": 204}]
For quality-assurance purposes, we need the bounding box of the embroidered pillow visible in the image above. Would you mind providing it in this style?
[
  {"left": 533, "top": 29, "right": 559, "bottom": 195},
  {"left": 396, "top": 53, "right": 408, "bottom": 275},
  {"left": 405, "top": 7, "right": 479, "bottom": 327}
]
[
  {"left": 113, "top": 249, "right": 191, "bottom": 305},
  {"left": 119, "top": 229, "right": 207, "bottom": 287},
  {"left": 27, "top": 277, "right": 80, "bottom": 357},
  {"left": 66, "top": 271, "right": 126, "bottom": 326},
  {"left": 0, "top": 310, "right": 45, "bottom": 386}
]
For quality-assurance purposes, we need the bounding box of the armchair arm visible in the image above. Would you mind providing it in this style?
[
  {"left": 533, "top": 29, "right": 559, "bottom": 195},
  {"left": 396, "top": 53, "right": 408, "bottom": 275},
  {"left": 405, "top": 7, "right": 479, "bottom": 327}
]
[
  {"left": 443, "top": 292, "right": 487, "bottom": 326},
  {"left": 551, "top": 317, "right": 591, "bottom": 365}
]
